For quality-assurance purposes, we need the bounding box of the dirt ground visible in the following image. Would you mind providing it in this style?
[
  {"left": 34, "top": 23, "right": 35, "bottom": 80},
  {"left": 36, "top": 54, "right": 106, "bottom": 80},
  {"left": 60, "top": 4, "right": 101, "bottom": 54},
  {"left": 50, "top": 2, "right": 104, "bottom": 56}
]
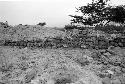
[
  {"left": 0, "top": 46, "right": 125, "bottom": 84},
  {"left": 0, "top": 46, "right": 102, "bottom": 84}
]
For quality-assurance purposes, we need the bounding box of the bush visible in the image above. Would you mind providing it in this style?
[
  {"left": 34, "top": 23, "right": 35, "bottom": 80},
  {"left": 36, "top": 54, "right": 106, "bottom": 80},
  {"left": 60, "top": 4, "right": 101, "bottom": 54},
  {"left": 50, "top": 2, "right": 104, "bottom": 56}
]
[
  {"left": 109, "top": 37, "right": 125, "bottom": 47},
  {"left": 64, "top": 24, "right": 78, "bottom": 30},
  {"left": 95, "top": 24, "right": 125, "bottom": 34},
  {"left": 37, "top": 22, "right": 46, "bottom": 26}
]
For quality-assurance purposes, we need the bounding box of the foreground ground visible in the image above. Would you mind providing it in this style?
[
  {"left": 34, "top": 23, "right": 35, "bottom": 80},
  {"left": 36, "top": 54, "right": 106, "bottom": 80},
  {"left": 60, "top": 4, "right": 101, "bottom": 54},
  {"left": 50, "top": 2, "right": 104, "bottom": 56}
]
[{"left": 0, "top": 46, "right": 125, "bottom": 84}]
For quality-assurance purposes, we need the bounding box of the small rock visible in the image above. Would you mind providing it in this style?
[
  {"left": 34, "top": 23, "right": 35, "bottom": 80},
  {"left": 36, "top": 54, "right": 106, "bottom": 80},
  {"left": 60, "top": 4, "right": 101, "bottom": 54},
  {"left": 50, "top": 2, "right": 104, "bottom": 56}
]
[
  {"left": 102, "top": 77, "right": 111, "bottom": 84},
  {"left": 25, "top": 70, "right": 37, "bottom": 83},
  {"left": 111, "top": 78, "right": 121, "bottom": 84},
  {"left": 106, "top": 70, "right": 114, "bottom": 75},
  {"left": 103, "top": 52, "right": 112, "bottom": 56},
  {"left": 118, "top": 75, "right": 125, "bottom": 84},
  {"left": 47, "top": 79, "right": 55, "bottom": 84},
  {"left": 121, "top": 68, "right": 125, "bottom": 73}
]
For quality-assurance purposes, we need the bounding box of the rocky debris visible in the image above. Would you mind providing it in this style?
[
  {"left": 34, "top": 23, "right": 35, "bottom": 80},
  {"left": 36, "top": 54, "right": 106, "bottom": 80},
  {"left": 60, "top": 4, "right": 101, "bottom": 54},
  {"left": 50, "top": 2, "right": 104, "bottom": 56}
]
[
  {"left": 54, "top": 78, "right": 71, "bottom": 84},
  {"left": 24, "top": 69, "right": 37, "bottom": 83},
  {"left": 103, "top": 52, "right": 112, "bottom": 56},
  {"left": 0, "top": 46, "right": 125, "bottom": 84},
  {"left": 71, "top": 75, "right": 102, "bottom": 84},
  {"left": 102, "top": 77, "right": 111, "bottom": 84},
  {"left": 111, "top": 77, "right": 121, "bottom": 84},
  {"left": 89, "top": 47, "right": 125, "bottom": 84},
  {"left": 119, "top": 74, "right": 125, "bottom": 84},
  {"left": 28, "top": 53, "right": 102, "bottom": 84}
]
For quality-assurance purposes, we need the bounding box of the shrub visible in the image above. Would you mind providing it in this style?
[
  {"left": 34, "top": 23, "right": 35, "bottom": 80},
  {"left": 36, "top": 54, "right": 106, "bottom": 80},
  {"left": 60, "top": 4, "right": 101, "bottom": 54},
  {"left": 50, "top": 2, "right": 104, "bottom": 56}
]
[
  {"left": 64, "top": 24, "right": 78, "bottom": 30},
  {"left": 95, "top": 24, "right": 125, "bottom": 34},
  {"left": 37, "top": 22, "right": 46, "bottom": 26}
]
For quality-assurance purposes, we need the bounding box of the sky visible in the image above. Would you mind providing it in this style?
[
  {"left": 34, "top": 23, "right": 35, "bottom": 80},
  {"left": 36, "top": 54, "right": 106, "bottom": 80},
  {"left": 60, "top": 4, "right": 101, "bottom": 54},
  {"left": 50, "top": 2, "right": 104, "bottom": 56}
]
[{"left": 0, "top": 0, "right": 125, "bottom": 27}]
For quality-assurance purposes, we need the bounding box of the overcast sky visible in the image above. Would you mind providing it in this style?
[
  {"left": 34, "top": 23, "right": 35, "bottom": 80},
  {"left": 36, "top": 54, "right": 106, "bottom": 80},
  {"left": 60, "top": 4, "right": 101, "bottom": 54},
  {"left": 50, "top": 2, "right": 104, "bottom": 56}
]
[{"left": 0, "top": 0, "right": 125, "bottom": 27}]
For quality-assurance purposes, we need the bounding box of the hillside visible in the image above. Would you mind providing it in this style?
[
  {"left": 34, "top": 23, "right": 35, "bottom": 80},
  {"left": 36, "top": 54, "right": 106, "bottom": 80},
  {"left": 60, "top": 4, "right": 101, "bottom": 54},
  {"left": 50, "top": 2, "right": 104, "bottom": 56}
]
[
  {"left": 0, "top": 24, "right": 65, "bottom": 41},
  {"left": 0, "top": 22, "right": 125, "bottom": 84}
]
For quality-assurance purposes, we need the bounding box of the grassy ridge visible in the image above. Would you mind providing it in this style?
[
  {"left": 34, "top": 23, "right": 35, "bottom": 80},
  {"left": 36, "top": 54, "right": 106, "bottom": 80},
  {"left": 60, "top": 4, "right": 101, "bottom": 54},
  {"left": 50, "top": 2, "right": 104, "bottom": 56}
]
[{"left": 0, "top": 22, "right": 125, "bottom": 49}]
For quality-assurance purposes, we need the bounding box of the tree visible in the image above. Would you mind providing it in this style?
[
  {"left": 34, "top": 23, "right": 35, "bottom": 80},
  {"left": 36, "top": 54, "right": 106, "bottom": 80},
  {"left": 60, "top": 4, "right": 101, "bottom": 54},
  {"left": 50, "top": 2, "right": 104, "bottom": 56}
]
[
  {"left": 106, "top": 5, "right": 125, "bottom": 25},
  {"left": 69, "top": 0, "right": 125, "bottom": 26}
]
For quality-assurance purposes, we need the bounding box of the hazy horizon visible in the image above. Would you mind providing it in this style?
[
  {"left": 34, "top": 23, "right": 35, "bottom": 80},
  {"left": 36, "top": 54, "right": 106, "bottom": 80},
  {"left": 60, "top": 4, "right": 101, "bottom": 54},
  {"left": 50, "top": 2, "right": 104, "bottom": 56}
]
[{"left": 0, "top": 0, "right": 125, "bottom": 27}]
